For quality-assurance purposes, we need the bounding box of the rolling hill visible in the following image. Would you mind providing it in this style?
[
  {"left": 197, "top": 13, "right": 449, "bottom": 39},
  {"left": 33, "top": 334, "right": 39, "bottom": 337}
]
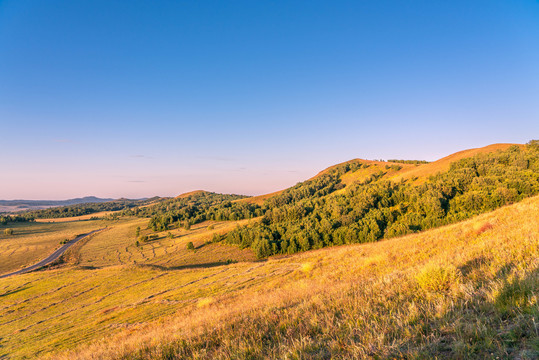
[
  {"left": 0, "top": 190, "right": 536, "bottom": 359},
  {"left": 0, "top": 142, "right": 537, "bottom": 359}
]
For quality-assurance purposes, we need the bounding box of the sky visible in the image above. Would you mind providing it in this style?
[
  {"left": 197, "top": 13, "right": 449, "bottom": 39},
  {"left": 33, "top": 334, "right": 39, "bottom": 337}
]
[{"left": 1, "top": 0, "right": 538, "bottom": 199}]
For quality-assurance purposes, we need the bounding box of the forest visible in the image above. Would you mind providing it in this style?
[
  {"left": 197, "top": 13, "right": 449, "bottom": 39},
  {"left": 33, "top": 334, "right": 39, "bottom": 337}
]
[{"left": 124, "top": 192, "right": 253, "bottom": 231}]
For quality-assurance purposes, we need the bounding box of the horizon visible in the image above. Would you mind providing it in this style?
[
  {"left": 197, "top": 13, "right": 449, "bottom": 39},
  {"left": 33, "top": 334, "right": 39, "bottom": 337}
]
[
  {"left": 1, "top": 1, "right": 538, "bottom": 199},
  {"left": 0, "top": 141, "right": 528, "bottom": 201}
]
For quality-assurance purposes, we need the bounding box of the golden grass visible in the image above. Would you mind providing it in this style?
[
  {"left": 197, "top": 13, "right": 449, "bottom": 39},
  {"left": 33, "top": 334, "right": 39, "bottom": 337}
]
[
  {"left": 58, "top": 195, "right": 536, "bottom": 360},
  {"left": 174, "top": 190, "right": 208, "bottom": 199},
  {"left": 0, "top": 195, "right": 535, "bottom": 359},
  {"left": 240, "top": 145, "right": 522, "bottom": 205},
  {"left": 76, "top": 218, "right": 258, "bottom": 268},
  {"left": 334, "top": 162, "right": 416, "bottom": 195},
  {"left": 236, "top": 190, "right": 284, "bottom": 205},
  {"left": 0, "top": 220, "right": 106, "bottom": 275},
  {"left": 392, "top": 143, "right": 522, "bottom": 183}
]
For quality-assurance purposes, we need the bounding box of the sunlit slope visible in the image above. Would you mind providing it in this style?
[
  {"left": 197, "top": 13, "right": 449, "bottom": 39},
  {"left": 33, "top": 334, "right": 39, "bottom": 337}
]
[
  {"left": 175, "top": 190, "right": 208, "bottom": 199},
  {"left": 0, "top": 194, "right": 536, "bottom": 359},
  {"left": 58, "top": 195, "right": 538, "bottom": 360},
  {"left": 242, "top": 143, "right": 523, "bottom": 204},
  {"left": 392, "top": 143, "right": 522, "bottom": 182},
  {"left": 77, "top": 218, "right": 257, "bottom": 268}
]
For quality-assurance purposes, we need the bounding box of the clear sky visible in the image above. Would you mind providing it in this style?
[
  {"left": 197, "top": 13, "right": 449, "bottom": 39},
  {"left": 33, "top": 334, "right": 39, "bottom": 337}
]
[{"left": 1, "top": 0, "right": 538, "bottom": 199}]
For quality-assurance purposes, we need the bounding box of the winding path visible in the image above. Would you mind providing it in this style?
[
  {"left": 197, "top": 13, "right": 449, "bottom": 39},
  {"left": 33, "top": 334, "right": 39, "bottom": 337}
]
[{"left": 0, "top": 228, "right": 104, "bottom": 279}]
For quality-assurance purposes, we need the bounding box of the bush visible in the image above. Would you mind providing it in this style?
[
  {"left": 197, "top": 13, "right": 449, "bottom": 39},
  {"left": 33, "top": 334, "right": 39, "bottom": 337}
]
[
  {"left": 139, "top": 235, "right": 148, "bottom": 242},
  {"left": 415, "top": 263, "right": 461, "bottom": 292},
  {"left": 186, "top": 242, "right": 195, "bottom": 250},
  {"left": 4, "top": 228, "right": 13, "bottom": 236}
]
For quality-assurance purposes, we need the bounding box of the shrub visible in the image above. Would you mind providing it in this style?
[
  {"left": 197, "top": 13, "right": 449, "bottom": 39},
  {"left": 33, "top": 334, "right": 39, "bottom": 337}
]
[
  {"left": 415, "top": 263, "right": 461, "bottom": 292},
  {"left": 186, "top": 242, "right": 195, "bottom": 250},
  {"left": 139, "top": 235, "right": 148, "bottom": 242},
  {"left": 4, "top": 228, "right": 13, "bottom": 236}
]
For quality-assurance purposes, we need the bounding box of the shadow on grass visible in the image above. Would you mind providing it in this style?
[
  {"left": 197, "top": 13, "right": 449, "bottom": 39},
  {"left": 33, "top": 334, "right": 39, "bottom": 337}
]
[
  {"left": 136, "top": 259, "right": 267, "bottom": 272},
  {"left": 0, "top": 286, "right": 29, "bottom": 298},
  {"left": 390, "top": 262, "right": 539, "bottom": 359}
]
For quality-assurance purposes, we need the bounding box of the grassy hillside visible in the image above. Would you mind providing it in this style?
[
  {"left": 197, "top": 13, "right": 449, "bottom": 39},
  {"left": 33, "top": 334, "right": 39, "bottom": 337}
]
[
  {"left": 123, "top": 143, "right": 539, "bottom": 260},
  {"left": 0, "top": 220, "right": 107, "bottom": 275},
  {"left": 217, "top": 143, "right": 539, "bottom": 257},
  {"left": 19, "top": 194, "right": 536, "bottom": 359},
  {"left": 76, "top": 218, "right": 257, "bottom": 268},
  {"left": 392, "top": 143, "right": 522, "bottom": 183},
  {"left": 0, "top": 143, "right": 537, "bottom": 359}
]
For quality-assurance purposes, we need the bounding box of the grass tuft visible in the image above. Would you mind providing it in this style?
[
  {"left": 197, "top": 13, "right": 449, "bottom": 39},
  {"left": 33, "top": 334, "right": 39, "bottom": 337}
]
[{"left": 415, "top": 263, "right": 461, "bottom": 292}]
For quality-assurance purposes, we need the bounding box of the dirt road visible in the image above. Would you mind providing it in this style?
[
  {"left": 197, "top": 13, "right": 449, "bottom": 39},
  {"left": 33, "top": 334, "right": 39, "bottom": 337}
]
[{"left": 0, "top": 228, "right": 104, "bottom": 279}]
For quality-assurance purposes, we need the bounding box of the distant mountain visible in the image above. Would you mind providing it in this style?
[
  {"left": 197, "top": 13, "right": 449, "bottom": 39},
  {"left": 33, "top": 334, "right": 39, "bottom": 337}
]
[{"left": 0, "top": 197, "right": 115, "bottom": 213}]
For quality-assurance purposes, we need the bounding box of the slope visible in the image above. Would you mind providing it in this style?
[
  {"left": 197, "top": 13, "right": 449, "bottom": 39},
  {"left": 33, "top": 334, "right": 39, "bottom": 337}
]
[
  {"left": 43, "top": 194, "right": 539, "bottom": 359},
  {"left": 238, "top": 143, "right": 521, "bottom": 205},
  {"left": 391, "top": 143, "right": 522, "bottom": 182}
]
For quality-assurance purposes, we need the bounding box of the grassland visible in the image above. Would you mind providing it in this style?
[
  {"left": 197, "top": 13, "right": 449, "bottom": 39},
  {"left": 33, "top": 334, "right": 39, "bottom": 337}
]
[
  {"left": 0, "top": 220, "right": 106, "bottom": 275},
  {"left": 391, "top": 143, "right": 521, "bottom": 183},
  {"left": 240, "top": 143, "right": 521, "bottom": 206},
  {"left": 77, "top": 218, "right": 257, "bottom": 268},
  {"left": 0, "top": 194, "right": 536, "bottom": 359}
]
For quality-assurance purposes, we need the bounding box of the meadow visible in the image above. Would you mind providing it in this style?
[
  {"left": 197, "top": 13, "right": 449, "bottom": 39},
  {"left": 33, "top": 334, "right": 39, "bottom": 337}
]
[
  {"left": 0, "top": 220, "right": 106, "bottom": 275},
  {"left": 0, "top": 195, "right": 536, "bottom": 359},
  {"left": 76, "top": 217, "right": 258, "bottom": 268}
]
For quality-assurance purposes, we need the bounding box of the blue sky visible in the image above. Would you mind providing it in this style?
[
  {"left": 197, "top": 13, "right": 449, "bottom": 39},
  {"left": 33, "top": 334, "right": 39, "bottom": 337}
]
[{"left": 1, "top": 0, "right": 538, "bottom": 199}]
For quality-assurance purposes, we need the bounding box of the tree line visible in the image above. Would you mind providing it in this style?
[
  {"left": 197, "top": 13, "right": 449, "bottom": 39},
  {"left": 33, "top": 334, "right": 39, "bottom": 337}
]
[
  {"left": 216, "top": 143, "right": 539, "bottom": 257},
  {"left": 132, "top": 141, "right": 539, "bottom": 259}
]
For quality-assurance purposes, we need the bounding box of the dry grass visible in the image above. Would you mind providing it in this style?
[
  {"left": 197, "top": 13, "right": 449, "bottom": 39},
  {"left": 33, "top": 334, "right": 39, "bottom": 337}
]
[
  {"left": 0, "top": 195, "right": 532, "bottom": 359},
  {"left": 392, "top": 143, "right": 522, "bottom": 183},
  {"left": 0, "top": 220, "right": 106, "bottom": 275},
  {"left": 76, "top": 218, "right": 258, "bottom": 268},
  {"left": 174, "top": 190, "right": 208, "bottom": 199},
  {"left": 236, "top": 190, "right": 284, "bottom": 205},
  {"left": 58, "top": 195, "right": 536, "bottom": 360},
  {"left": 241, "top": 144, "right": 521, "bottom": 205}
]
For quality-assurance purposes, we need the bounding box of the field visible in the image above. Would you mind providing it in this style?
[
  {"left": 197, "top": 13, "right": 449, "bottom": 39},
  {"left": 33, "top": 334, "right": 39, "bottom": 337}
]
[
  {"left": 0, "top": 220, "right": 106, "bottom": 275},
  {"left": 0, "top": 194, "right": 537, "bottom": 359},
  {"left": 76, "top": 218, "right": 258, "bottom": 268}
]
